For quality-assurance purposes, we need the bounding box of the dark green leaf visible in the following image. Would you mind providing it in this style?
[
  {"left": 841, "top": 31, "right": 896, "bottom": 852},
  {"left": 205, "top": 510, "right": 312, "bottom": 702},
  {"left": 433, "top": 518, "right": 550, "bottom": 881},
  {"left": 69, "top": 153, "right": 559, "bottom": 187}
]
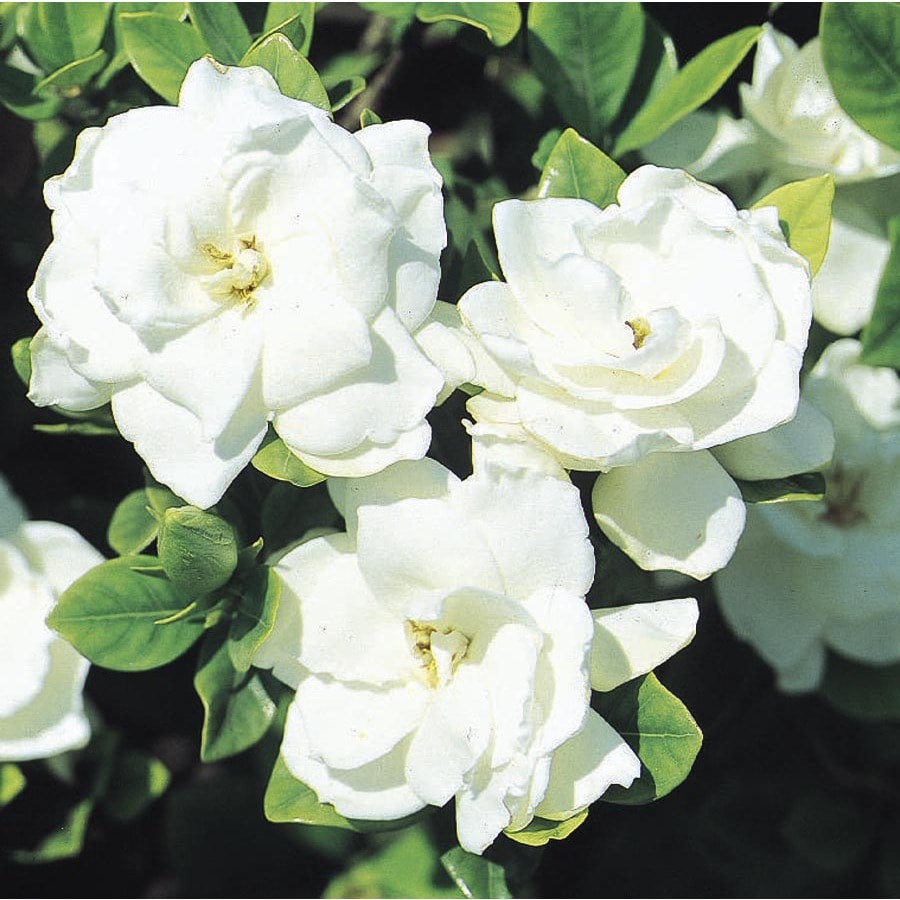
[
  {"left": 416, "top": 2, "right": 521, "bottom": 47},
  {"left": 327, "top": 75, "right": 366, "bottom": 112},
  {"left": 264, "top": 753, "right": 355, "bottom": 828},
  {"left": 188, "top": 2, "right": 250, "bottom": 65},
  {"left": 538, "top": 128, "right": 626, "bottom": 208},
  {"left": 158, "top": 506, "right": 239, "bottom": 595},
  {"left": 597, "top": 672, "right": 702, "bottom": 805},
  {"left": 34, "top": 49, "right": 108, "bottom": 97},
  {"left": 228, "top": 566, "right": 281, "bottom": 672},
  {"left": 103, "top": 749, "right": 171, "bottom": 822},
  {"left": 33, "top": 421, "right": 119, "bottom": 436},
  {"left": 262, "top": 2, "right": 314, "bottom": 56},
  {"left": 10, "top": 337, "right": 32, "bottom": 387},
  {"left": 736, "top": 471, "right": 827, "bottom": 505},
  {"left": 359, "top": 107, "right": 382, "bottom": 127},
  {"left": 11, "top": 799, "right": 93, "bottom": 863},
  {"left": 753, "top": 175, "right": 835, "bottom": 275},
  {"left": 119, "top": 10, "right": 208, "bottom": 103},
  {"left": 19, "top": 2, "right": 111, "bottom": 72},
  {"left": 0, "top": 763, "right": 26, "bottom": 807},
  {"left": 441, "top": 847, "right": 512, "bottom": 899},
  {"left": 107, "top": 489, "right": 159, "bottom": 555},
  {"left": 240, "top": 33, "right": 329, "bottom": 108},
  {"left": 860, "top": 216, "right": 900, "bottom": 368},
  {"left": 821, "top": 2, "right": 900, "bottom": 151},
  {"left": 504, "top": 809, "right": 588, "bottom": 847},
  {"left": 251, "top": 430, "right": 326, "bottom": 487},
  {"left": 359, "top": 2, "right": 417, "bottom": 23},
  {"left": 821, "top": 653, "right": 900, "bottom": 721},
  {"left": 530, "top": 127, "right": 562, "bottom": 171},
  {"left": 614, "top": 26, "right": 762, "bottom": 155},
  {"left": 0, "top": 64, "right": 62, "bottom": 119},
  {"left": 48, "top": 555, "right": 204, "bottom": 671},
  {"left": 529, "top": 3, "right": 645, "bottom": 143}
]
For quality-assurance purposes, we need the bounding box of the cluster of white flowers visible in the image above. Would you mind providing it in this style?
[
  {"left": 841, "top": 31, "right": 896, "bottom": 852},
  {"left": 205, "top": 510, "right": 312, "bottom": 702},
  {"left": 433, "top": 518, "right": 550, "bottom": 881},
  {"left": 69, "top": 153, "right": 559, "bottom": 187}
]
[
  {"left": 0, "top": 476, "right": 101, "bottom": 761},
  {"left": 717, "top": 340, "right": 900, "bottom": 691}
]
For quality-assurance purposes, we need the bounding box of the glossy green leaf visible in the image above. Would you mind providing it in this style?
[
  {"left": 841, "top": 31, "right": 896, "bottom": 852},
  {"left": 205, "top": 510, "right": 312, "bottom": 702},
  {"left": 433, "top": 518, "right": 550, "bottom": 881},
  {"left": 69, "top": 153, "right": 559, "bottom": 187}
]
[
  {"left": 530, "top": 127, "right": 562, "bottom": 171},
  {"left": 34, "top": 49, "right": 108, "bottom": 96},
  {"left": 538, "top": 128, "right": 626, "bottom": 209},
  {"left": 0, "top": 63, "right": 62, "bottom": 119},
  {"left": 19, "top": 2, "right": 111, "bottom": 72},
  {"left": 119, "top": 11, "right": 208, "bottom": 103},
  {"left": 188, "top": 2, "right": 250, "bottom": 65},
  {"left": 416, "top": 2, "right": 521, "bottom": 47},
  {"left": 821, "top": 3, "right": 900, "bottom": 151},
  {"left": 821, "top": 653, "right": 900, "bottom": 721},
  {"left": 0, "top": 763, "right": 26, "bottom": 807},
  {"left": 860, "top": 216, "right": 900, "bottom": 368},
  {"left": 158, "top": 506, "right": 239, "bottom": 595},
  {"left": 327, "top": 75, "right": 366, "bottom": 112},
  {"left": 529, "top": 2, "right": 645, "bottom": 142},
  {"left": 10, "top": 336, "right": 31, "bottom": 386},
  {"left": 265, "top": 754, "right": 355, "bottom": 828},
  {"left": 48, "top": 555, "right": 204, "bottom": 671},
  {"left": 597, "top": 672, "right": 702, "bottom": 805},
  {"left": 504, "top": 809, "right": 588, "bottom": 847},
  {"left": 736, "top": 471, "right": 826, "bottom": 505},
  {"left": 251, "top": 431, "right": 326, "bottom": 487},
  {"left": 240, "top": 33, "right": 329, "bottom": 108},
  {"left": 11, "top": 798, "right": 93, "bottom": 863},
  {"left": 359, "top": 106, "right": 382, "bottom": 127},
  {"left": 753, "top": 175, "right": 835, "bottom": 275},
  {"left": 195, "top": 629, "right": 276, "bottom": 762},
  {"left": 441, "top": 847, "right": 512, "bottom": 899},
  {"left": 228, "top": 566, "right": 281, "bottom": 673},
  {"left": 103, "top": 749, "right": 171, "bottom": 822},
  {"left": 107, "top": 489, "right": 159, "bottom": 556},
  {"left": 262, "top": 2, "right": 314, "bottom": 56},
  {"left": 614, "top": 25, "right": 762, "bottom": 155}
]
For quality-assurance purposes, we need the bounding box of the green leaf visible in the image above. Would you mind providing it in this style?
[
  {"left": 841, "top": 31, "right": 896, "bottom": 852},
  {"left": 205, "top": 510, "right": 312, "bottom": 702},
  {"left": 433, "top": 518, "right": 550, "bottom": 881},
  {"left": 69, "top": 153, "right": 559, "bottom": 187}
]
[
  {"left": 11, "top": 798, "right": 93, "bottom": 863},
  {"left": 158, "top": 506, "right": 239, "bottom": 595},
  {"left": 596, "top": 672, "right": 702, "bottom": 805},
  {"left": 195, "top": 629, "right": 276, "bottom": 762},
  {"left": 119, "top": 11, "right": 208, "bottom": 103},
  {"left": 48, "top": 555, "right": 204, "bottom": 671},
  {"left": 614, "top": 25, "right": 763, "bottom": 155},
  {"left": 262, "top": 2, "right": 314, "bottom": 56},
  {"left": 228, "top": 565, "right": 281, "bottom": 673},
  {"left": 240, "top": 33, "right": 329, "bottom": 109},
  {"left": 821, "top": 2, "right": 900, "bottom": 152},
  {"left": 440, "top": 847, "right": 512, "bottom": 899},
  {"left": 0, "top": 63, "right": 62, "bottom": 119},
  {"left": 327, "top": 75, "right": 366, "bottom": 113},
  {"left": 736, "top": 471, "right": 826, "bottom": 505},
  {"left": 530, "top": 127, "right": 562, "bottom": 171},
  {"left": 0, "top": 763, "right": 26, "bottom": 807},
  {"left": 359, "top": 2, "right": 417, "bottom": 23},
  {"left": 264, "top": 753, "right": 355, "bottom": 829},
  {"left": 107, "top": 489, "right": 159, "bottom": 555},
  {"left": 860, "top": 216, "right": 900, "bottom": 368},
  {"left": 251, "top": 430, "right": 326, "bottom": 487},
  {"left": 416, "top": 2, "right": 521, "bottom": 47},
  {"left": 529, "top": 3, "right": 645, "bottom": 143},
  {"left": 752, "top": 175, "right": 835, "bottom": 275},
  {"left": 359, "top": 106, "right": 382, "bottom": 127},
  {"left": 103, "top": 749, "right": 171, "bottom": 822},
  {"left": 34, "top": 48, "right": 108, "bottom": 97},
  {"left": 187, "top": 2, "right": 250, "bottom": 65},
  {"left": 144, "top": 479, "right": 183, "bottom": 516},
  {"left": 10, "top": 336, "right": 31, "bottom": 386},
  {"left": 538, "top": 128, "right": 626, "bottom": 208},
  {"left": 19, "top": 2, "right": 111, "bottom": 72},
  {"left": 821, "top": 653, "right": 900, "bottom": 721},
  {"left": 504, "top": 809, "right": 588, "bottom": 847},
  {"left": 33, "top": 421, "right": 119, "bottom": 436}
]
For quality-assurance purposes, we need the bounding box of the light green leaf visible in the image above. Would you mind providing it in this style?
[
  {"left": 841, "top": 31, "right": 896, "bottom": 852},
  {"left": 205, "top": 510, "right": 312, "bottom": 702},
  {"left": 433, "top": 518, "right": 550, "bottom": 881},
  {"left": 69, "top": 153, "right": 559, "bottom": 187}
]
[
  {"left": 19, "top": 2, "right": 111, "bottom": 72},
  {"left": 157, "top": 506, "right": 239, "bottom": 595},
  {"left": 440, "top": 847, "right": 512, "bottom": 899},
  {"left": 264, "top": 753, "right": 355, "bottom": 829},
  {"left": 188, "top": 2, "right": 250, "bottom": 65},
  {"left": 596, "top": 672, "right": 702, "bottom": 805},
  {"left": 0, "top": 763, "right": 26, "bottom": 807},
  {"left": 228, "top": 566, "right": 281, "bottom": 672},
  {"left": 504, "top": 809, "right": 588, "bottom": 847},
  {"left": 327, "top": 75, "right": 366, "bottom": 112},
  {"left": 34, "top": 49, "right": 108, "bottom": 97},
  {"left": 10, "top": 336, "right": 31, "bottom": 386},
  {"left": 0, "top": 64, "right": 62, "bottom": 119},
  {"left": 11, "top": 798, "right": 93, "bottom": 863},
  {"left": 753, "top": 175, "right": 835, "bottom": 275},
  {"left": 614, "top": 25, "right": 762, "bottom": 155},
  {"left": 107, "top": 489, "right": 159, "bottom": 556},
  {"left": 144, "top": 480, "right": 182, "bottom": 516},
  {"left": 195, "top": 629, "right": 276, "bottom": 762},
  {"left": 538, "top": 127, "right": 626, "bottom": 208},
  {"left": 262, "top": 2, "right": 314, "bottom": 56},
  {"left": 530, "top": 127, "right": 562, "bottom": 171},
  {"left": 251, "top": 430, "right": 326, "bottom": 487},
  {"left": 529, "top": 2, "right": 645, "bottom": 143},
  {"left": 821, "top": 653, "right": 900, "bottom": 721},
  {"left": 359, "top": 107, "right": 382, "bottom": 127},
  {"left": 416, "top": 2, "right": 521, "bottom": 47},
  {"left": 821, "top": 2, "right": 900, "bottom": 152},
  {"left": 103, "top": 749, "right": 171, "bottom": 822},
  {"left": 736, "top": 471, "right": 827, "bottom": 505},
  {"left": 119, "top": 11, "right": 208, "bottom": 103},
  {"left": 860, "top": 216, "right": 900, "bottom": 368},
  {"left": 48, "top": 555, "right": 204, "bottom": 671},
  {"left": 240, "top": 33, "right": 329, "bottom": 109}
]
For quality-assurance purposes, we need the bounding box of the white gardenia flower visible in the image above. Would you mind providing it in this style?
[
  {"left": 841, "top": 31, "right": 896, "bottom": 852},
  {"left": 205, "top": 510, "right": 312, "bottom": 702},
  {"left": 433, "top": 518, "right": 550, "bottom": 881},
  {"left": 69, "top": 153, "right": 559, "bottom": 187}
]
[
  {"left": 254, "top": 458, "right": 698, "bottom": 854},
  {"left": 717, "top": 339, "right": 900, "bottom": 692},
  {"left": 456, "top": 165, "right": 817, "bottom": 578},
  {"left": 0, "top": 476, "right": 102, "bottom": 760},
  {"left": 28, "top": 58, "right": 447, "bottom": 508}
]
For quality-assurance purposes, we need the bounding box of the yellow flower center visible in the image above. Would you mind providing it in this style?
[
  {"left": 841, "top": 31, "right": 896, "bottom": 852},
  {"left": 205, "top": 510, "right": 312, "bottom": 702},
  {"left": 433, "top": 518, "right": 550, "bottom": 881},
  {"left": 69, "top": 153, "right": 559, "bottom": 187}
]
[
  {"left": 200, "top": 234, "right": 270, "bottom": 305},
  {"left": 406, "top": 620, "right": 470, "bottom": 689},
  {"left": 626, "top": 317, "right": 652, "bottom": 350}
]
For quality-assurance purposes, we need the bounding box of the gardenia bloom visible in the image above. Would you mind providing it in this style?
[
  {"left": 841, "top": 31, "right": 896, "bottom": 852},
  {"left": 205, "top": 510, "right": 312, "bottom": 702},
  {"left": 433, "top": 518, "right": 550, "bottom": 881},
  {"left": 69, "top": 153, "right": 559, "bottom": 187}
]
[
  {"left": 717, "top": 339, "right": 900, "bottom": 692},
  {"left": 456, "top": 165, "right": 816, "bottom": 578},
  {"left": 254, "top": 458, "right": 699, "bottom": 853},
  {"left": 0, "top": 476, "right": 102, "bottom": 760},
  {"left": 28, "top": 58, "right": 446, "bottom": 508}
]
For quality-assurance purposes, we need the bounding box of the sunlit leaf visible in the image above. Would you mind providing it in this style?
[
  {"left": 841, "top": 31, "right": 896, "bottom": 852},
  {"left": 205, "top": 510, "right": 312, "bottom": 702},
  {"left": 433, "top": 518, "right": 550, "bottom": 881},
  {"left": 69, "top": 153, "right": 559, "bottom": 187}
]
[
  {"left": 188, "top": 2, "right": 250, "bottom": 65},
  {"left": 416, "top": 2, "right": 521, "bottom": 47},
  {"left": 107, "top": 489, "right": 159, "bottom": 555},
  {"left": 251, "top": 430, "right": 326, "bottom": 487},
  {"left": 504, "top": 809, "right": 588, "bottom": 846},
  {"left": 538, "top": 128, "right": 626, "bottom": 208},
  {"left": 441, "top": 847, "right": 512, "bottom": 899}
]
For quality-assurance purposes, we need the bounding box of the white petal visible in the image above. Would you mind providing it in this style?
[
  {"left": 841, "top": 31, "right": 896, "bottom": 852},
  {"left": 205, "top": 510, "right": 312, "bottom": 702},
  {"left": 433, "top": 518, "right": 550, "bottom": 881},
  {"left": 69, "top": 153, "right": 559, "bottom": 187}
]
[
  {"left": 592, "top": 450, "right": 746, "bottom": 579},
  {"left": 11, "top": 522, "right": 103, "bottom": 597},
  {"left": 27, "top": 328, "right": 111, "bottom": 412},
  {"left": 467, "top": 420, "right": 570, "bottom": 481},
  {"left": 413, "top": 302, "right": 477, "bottom": 404},
  {"left": 590, "top": 597, "right": 699, "bottom": 692}
]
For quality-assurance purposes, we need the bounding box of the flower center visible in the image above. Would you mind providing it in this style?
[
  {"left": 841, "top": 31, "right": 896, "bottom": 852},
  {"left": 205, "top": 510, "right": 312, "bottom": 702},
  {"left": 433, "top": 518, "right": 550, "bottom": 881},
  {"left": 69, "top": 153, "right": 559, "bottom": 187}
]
[
  {"left": 820, "top": 463, "right": 867, "bottom": 528},
  {"left": 200, "top": 234, "right": 270, "bottom": 305},
  {"left": 406, "top": 620, "right": 470, "bottom": 689},
  {"left": 626, "top": 317, "right": 652, "bottom": 350}
]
